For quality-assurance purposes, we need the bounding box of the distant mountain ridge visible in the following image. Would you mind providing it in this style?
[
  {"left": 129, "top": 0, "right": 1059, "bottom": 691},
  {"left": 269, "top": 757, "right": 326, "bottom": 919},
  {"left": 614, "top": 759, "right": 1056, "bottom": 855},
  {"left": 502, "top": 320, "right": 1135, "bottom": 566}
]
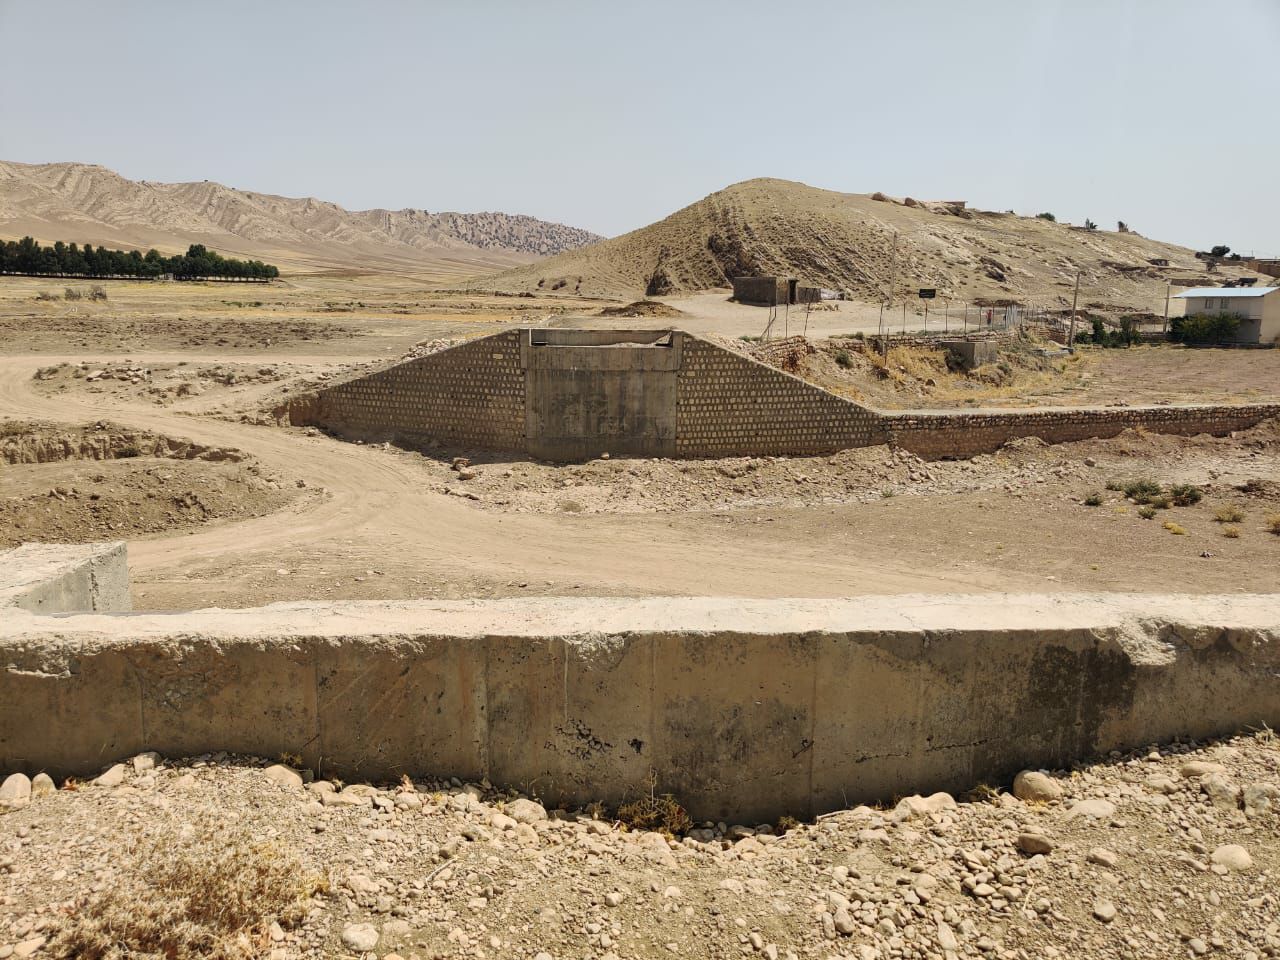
[{"left": 0, "top": 161, "right": 602, "bottom": 276}]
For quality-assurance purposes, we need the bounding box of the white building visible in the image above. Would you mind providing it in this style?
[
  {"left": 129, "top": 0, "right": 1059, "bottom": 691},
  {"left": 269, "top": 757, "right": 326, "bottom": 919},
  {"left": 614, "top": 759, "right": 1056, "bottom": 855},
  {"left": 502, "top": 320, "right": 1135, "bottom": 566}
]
[{"left": 1173, "top": 287, "right": 1280, "bottom": 345}]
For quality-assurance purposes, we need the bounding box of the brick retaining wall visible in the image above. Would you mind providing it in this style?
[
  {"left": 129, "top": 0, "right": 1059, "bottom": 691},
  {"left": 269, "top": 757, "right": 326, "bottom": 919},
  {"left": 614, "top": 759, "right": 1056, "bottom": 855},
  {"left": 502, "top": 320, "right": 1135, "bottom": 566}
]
[
  {"left": 676, "top": 336, "right": 886, "bottom": 456},
  {"left": 306, "top": 331, "right": 525, "bottom": 451}
]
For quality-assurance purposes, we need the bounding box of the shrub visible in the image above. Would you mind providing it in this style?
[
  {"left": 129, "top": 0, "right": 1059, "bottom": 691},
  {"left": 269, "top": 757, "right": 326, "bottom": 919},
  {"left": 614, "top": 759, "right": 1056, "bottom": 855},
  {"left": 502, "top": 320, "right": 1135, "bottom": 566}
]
[
  {"left": 1162, "top": 521, "right": 1186, "bottom": 535},
  {"left": 1138, "top": 506, "right": 1157, "bottom": 520},
  {"left": 1036, "top": 212, "right": 1056, "bottom": 222},
  {"left": 35, "top": 290, "right": 59, "bottom": 301},
  {"left": 1084, "top": 492, "right": 1103, "bottom": 507},
  {"left": 616, "top": 793, "right": 692, "bottom": 837},
  {"left": 49, "top": 814, "right": 322, "bottom": 959},
  {"left": 89, "top": 284, "right": 108, "bottom": 301},
  {"left": 835, "top": 349, "right": 853, "bottom": 369},
  {"left": 1223, "top": 526, "right": 1241, "bottom": 538},
  {"left": 1268, "top": 514, "right": 1280, "bottom": 536},
  {"left": 115, "top": 444, "right": 141, "bottom": 458},
  {"left": 1169, "top": 483, "right": 1203, "bottom": 506},
  {"left": 1214, "top": 505, "right": 1244, "bottom": 523},
  {"left": 1170, "top": 312, "right": 1240, "bottom": 345},
  {"left": 63, "top": 286, "right": 82, "bottom": 301},
  {"left": 1084, "top": 219, "right": 1097, "bottom": 230},
  {"left": 1149, "top": 494, "right": 1172, "bottom": 510},
  {"left": 1123, "top": 478, "right": 1163, "bottom": 503}
]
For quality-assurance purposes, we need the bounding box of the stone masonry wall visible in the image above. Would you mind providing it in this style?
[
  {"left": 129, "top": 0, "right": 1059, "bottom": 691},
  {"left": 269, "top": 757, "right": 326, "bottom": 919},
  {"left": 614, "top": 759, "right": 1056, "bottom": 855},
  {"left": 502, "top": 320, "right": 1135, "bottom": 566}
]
[
  {"left": 885, "top": 403, "right": 1280, "bottom": 460},
  {"left": 291, "top": 328, "right": 1278, "bottom": 462},
  {"left": 676, "top": 335, "right": 886, "bottom": 456},
  {"left": 305, "top": 331, "right": 524, "bottom": 451}
]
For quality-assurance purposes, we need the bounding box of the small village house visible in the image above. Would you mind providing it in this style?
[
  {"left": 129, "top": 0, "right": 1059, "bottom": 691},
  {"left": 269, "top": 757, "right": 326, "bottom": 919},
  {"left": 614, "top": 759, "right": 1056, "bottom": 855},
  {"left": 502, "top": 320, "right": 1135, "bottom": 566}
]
[{"left": 1174, "top": 286, "right": 1280, "bottom": 345}]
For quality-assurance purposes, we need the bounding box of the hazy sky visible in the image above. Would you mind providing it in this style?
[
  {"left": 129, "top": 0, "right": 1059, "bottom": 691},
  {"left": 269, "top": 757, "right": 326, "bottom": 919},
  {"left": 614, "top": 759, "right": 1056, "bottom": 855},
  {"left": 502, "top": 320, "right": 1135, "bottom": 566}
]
[{"left": 2, "top": 0, "right": 1277, "bottom": 253}]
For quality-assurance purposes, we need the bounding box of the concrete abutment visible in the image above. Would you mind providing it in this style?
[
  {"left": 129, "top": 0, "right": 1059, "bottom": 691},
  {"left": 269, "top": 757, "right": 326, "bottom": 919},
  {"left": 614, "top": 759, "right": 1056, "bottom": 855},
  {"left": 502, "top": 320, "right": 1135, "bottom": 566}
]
[{"left": 2, "top": 548, "right": 1276, "bottom": 821}]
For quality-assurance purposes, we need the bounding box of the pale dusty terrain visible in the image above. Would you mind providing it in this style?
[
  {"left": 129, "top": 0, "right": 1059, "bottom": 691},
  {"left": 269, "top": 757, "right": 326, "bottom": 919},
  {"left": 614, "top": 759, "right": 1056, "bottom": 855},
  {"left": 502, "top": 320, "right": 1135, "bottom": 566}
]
[
  {"left": 483, "top": 178, "right": 1268, "bottom": 309},
  {"left": 0, "top": 273, "right": 1278, "bottom": 609},
  {"left": 2, "top": 272, "right": 1279, "bottom": 960}
]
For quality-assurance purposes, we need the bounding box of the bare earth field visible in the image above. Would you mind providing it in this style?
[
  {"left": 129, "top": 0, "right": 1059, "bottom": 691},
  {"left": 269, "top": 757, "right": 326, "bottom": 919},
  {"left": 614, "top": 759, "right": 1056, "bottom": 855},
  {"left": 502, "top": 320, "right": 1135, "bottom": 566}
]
[
  {"left": 2, "top": 274, "right": 1280, "bottom": 960},
  {"left": 1, "top": 276, "right": 1278, "bottom": 611}
]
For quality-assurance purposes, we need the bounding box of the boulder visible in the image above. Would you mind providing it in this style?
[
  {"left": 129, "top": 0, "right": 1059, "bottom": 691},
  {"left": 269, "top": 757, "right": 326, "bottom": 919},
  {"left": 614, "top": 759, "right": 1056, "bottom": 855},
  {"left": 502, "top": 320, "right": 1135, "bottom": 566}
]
[{"left": 1013, "top": 770, "right": 1063, "bottom": 803}]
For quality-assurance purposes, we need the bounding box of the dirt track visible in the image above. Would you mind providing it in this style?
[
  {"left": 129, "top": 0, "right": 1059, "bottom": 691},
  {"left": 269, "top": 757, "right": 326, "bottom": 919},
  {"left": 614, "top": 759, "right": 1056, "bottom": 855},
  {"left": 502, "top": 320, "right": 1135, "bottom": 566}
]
[
  {"left": 5, "top": 348, "right": 1280, "bottom": 609},
  {"left": 0, "top": 353, "right": 1028, "bottom": 608}
]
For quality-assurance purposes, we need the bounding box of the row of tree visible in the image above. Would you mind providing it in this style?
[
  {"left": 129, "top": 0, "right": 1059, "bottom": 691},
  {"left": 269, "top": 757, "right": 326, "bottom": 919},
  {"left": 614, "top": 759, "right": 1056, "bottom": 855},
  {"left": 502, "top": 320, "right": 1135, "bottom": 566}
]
[{"left": 0, "top": 237, "right": 279, "bottom": 280}]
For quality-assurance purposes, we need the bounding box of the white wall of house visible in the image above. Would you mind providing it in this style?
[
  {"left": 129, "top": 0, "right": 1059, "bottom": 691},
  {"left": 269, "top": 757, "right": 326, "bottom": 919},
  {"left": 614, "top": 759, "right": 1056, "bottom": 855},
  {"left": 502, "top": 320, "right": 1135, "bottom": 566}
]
[
  {"left": 1263, "top": 295, "right": 1280, "bottom": 344},
  {"left": 1180, "top": 292, "right": 1280, "bottom": 344}
]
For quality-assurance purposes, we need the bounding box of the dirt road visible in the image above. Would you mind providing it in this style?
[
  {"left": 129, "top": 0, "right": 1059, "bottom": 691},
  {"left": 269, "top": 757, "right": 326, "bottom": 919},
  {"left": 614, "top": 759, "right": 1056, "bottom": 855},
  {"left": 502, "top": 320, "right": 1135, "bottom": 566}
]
[{"left": 0, "top": 353, "right": 1038, "bottom": 608}]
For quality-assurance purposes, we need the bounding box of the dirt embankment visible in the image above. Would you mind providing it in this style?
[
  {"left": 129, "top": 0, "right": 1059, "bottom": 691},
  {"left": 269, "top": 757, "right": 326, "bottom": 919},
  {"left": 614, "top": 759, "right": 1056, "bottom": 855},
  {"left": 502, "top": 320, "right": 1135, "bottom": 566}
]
[
  {"left": 1, "top": 420, "right": 248, "bottom": 465},
  {"left": 0, "top": 422, "right": 298, "bottom": 547},
  {"left": 408, "top": 417, "right": 1280, "bottom": 518}
]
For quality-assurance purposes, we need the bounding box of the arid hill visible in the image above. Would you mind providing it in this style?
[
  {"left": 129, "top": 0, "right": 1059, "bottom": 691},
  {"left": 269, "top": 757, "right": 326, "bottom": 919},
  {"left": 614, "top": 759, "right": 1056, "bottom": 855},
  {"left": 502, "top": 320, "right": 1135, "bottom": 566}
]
[
  {"left": 0, "top": 161, "right": 601, "bottom": 278},
  {"left": 483, "top": 178, "right": 1261, "bottom": 310}
]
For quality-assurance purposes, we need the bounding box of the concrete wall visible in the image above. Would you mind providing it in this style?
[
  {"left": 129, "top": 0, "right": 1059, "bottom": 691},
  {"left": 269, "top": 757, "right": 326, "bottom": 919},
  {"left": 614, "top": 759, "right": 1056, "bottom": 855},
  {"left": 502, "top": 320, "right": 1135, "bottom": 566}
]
[
  {"left": 940, "top": 339, "right": 998, "bottom": 370},
  {"left": 1, "top": 593, "right": 1276, "bottom": 821},
  {"left": 884, "top": 403, "right": 1280, "bottom": 460},
  {"left": 0, "top": 542, "right": 130, "bottom": 614},
  {"left": 522, "top": 330, "right": 681, "bottom": 460},
  {"left": 733, "top": 276, "right": 790, "bottom": 306}
]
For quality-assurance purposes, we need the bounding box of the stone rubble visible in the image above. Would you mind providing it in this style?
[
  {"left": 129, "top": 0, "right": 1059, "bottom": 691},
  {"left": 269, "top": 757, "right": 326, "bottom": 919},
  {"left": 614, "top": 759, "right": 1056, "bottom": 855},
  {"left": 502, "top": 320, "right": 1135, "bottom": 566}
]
[{"left": 0, "top": 732, "right": 1277, "bottom": 959}]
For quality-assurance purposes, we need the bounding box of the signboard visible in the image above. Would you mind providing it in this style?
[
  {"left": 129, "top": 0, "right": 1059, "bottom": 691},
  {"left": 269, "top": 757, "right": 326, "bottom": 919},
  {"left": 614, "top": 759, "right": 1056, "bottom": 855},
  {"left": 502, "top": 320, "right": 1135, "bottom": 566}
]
[{"left": 918, "top": 288, "right": 936, "bottom": 300}]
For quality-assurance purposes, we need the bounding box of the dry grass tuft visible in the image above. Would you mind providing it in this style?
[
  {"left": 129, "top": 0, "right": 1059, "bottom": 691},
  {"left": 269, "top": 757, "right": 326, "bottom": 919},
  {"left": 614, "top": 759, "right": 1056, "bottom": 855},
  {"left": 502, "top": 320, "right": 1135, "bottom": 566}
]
[
  {"left": 50, "top": 813, "right": 323, "bottom": 959},
  {"left": 1162, "top": 521, "right": 1187, "bottom": 535},
  {"left": 1268, "top": 513, "right": 1280, "bottom": 536},
  {"left": 1214, "top": 505, "right": 1245, "bottom": 524},
  {"left": 1223, "top": 525, "right": 1241, "bottom": 539},
  {"left": 616, "top": 793, "right": 692, "bottom": 837}
]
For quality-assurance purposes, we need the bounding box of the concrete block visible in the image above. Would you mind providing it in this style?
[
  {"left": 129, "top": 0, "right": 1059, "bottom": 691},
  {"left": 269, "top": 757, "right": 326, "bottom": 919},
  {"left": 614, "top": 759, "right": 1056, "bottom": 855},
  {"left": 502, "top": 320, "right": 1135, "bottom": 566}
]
[{"left": 0, "top": 542, "right": 130, "bottom": 613}]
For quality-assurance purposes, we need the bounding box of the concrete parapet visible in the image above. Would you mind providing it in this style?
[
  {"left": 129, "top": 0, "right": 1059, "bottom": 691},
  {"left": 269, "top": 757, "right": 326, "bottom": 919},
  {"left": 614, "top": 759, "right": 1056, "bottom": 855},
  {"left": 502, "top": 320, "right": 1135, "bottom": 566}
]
[
  {"left": 0, "top": 542, "right": 130, "bottom": 614},
  {"left": 2, "top": 593, "right": 1276, "bottom": 820}
]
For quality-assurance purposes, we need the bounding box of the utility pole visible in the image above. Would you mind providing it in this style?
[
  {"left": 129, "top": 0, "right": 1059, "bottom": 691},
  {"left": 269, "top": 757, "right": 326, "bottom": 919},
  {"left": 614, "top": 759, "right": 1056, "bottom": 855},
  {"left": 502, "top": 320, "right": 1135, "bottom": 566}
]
[
  {"left": 1068, "top": 270, "right": 1081, "bottom": 348},
  {"left": 1163, "top": 281, "right": 1171, "bottom": 334},
  {"left": 888, "top": 232, "right": 898, "bottom": 308}
]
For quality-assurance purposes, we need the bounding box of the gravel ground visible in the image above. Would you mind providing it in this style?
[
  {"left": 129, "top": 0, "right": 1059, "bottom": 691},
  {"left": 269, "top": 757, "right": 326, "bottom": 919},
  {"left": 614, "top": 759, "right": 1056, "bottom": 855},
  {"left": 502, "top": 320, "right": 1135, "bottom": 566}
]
[{"left": 2, "top": 733, "right": 1278, "bottom": 960}]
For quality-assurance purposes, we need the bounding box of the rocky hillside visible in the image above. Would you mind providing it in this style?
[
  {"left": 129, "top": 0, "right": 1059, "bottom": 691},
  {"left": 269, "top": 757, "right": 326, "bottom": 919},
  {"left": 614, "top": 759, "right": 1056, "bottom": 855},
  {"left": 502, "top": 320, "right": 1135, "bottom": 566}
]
[
  {"left": 483, "top": 178, "right": 1264, "bottom": 309},
  {"left": 0, "top": 161, "right": 601, "bottom": 276}
]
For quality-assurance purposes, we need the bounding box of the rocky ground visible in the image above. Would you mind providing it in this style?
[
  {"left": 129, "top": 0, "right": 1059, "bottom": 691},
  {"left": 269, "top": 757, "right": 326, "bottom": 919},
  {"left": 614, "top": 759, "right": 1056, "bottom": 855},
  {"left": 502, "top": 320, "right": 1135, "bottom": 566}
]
[
  {"left": 0, "top": 313, "right": 359, "bottom": 353},
  {"left": 1, "top": 733, "right": 1277, "bottom": 960},
  {"left": 385, "top": 418, "right": 1280, "bottom": 522},
  {"left": 32, "top": 360, "right": 298, "bottom": 407}
]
